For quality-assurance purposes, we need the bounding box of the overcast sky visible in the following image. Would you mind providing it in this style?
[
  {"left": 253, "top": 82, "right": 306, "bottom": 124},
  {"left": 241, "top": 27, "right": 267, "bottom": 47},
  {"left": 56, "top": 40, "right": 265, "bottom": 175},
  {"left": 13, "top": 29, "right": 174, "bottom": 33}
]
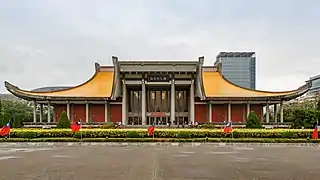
[{"left": 0, "top": 0, "right": 319, "bottom": 93}]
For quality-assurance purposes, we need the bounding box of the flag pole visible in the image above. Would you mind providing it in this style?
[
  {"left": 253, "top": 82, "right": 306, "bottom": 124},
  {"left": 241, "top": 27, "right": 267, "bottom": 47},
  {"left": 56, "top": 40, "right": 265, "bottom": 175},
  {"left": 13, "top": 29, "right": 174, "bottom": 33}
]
[
  {"left": 80, "top": 121, "right": 82, "bottom": 140},
  {"left": 316, "top": 120, "right": 318, "bottom": 131},
  {"left": 231, "top": 121, "right": 233, "bottom": 139},
  {"left": 79, "top": 121, "right": 82, "bottom": 141},
  {"left": 8, "top": 120, "right": 11, "bottom": 139}
]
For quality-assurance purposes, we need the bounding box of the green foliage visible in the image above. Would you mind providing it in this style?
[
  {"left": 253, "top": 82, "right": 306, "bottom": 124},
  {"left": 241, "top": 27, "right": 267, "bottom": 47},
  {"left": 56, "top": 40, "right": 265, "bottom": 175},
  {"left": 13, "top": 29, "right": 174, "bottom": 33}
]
[
  {"left": 177, "top": 131, "right": 191, "bottom": 138},
  {"left": 0, "top": 118, "right": 5, "bottom": 127},
  {"left": 0, "top": 99, "right": 55, "bottom": 125},
  {"left": 197, "top": 124, "right": 216, "bottom": 129},
  {"left": 282, "top": 98, "right": 320, "bottom": 128},
  {"left": 0, "top": 99, "right": 33, "bottom": 126},
  {"left": 0, "top": 137, "right": 319, "bottom": 143},
  {"left": 12, "top": 118, "right": 22, "bottom": 128},
  {"left": 3, "top": 128, "right": 315, "bottom": 139},
  {"left": 282, "top": 131, "right": 295, "bottom": 138},
  {"left": 127, "top": 131, "right": 140, "bottom": 138},
  {"left": 246, "top": 112, "right": 262, "bottom": 128},
  {"left": 57, "top": 111, "right": 71, "bottom": 128},
  {"left": 289, "top": 109, "right": 320, "bottom": 129},
  {"left": 283, "top": 108, "right": 295, "bottom": 122},
  {"left": 284, "top": 98, "right": 318, "bottom": 110},
  {"left": 100, "top": 123, "right": 116, "bottom": 129}
]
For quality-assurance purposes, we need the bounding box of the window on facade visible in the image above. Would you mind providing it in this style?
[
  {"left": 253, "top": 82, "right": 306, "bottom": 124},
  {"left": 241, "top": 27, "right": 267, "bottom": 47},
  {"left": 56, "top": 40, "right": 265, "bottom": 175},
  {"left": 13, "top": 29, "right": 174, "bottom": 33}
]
[
  {"left": 150, "top": 91, "right": 155, "bottom": 111},
  {"left": 175, "top": 90, "right": 188, "bottom": 112},
  {"left": 162, "top": 91, "right": 166, "bottom": 100},
  {"left": 155, "top": 91, "right": 161, "bottom": 112},
  {"left": 134, "top": 91, "right": 139, "bottom": 98},
  {"left": 151, "top": 91, "right": 155, "bottom": 99},
  {"left": 161, "top": 91, "right": 167, "bottom": 112},
  {"left": 131, "top": 90, "right": 141, "bottom": 112},
  {"left": 147, "top": 91, "right": 150, "bottom": 112},
  {"left": 130, "top": 91, "right": 134, "bottom": 111}
]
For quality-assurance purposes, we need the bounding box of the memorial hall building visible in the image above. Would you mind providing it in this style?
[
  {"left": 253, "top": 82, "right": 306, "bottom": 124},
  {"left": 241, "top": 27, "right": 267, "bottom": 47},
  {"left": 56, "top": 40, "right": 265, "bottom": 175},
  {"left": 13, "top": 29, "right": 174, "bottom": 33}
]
[{"left": 4, "top": 56, "right": 311, "bottom": 125}]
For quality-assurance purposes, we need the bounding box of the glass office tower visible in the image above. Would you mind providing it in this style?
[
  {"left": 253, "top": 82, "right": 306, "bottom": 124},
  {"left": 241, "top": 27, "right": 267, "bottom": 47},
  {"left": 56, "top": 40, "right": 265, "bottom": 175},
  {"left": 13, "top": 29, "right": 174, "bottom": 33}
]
[
  {"left": 306, "top": 75, "right": 320, "bottom": 96},
  {"left": 214, "top": 52, "right": 256, "bottom": 89}
]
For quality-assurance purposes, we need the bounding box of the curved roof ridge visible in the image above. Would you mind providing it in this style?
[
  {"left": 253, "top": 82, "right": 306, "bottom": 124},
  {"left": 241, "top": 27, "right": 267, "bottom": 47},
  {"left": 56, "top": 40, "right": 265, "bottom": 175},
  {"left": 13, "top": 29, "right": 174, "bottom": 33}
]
[
  {"left": 218, "top": 72, "right": 297, "bottom": 94},
  {"left": 31, "top": 86, "right": 73, "bottom": 92},
  {"left": 5, "top": 62, "right": 101, "bottom": 94},
  {"left": 203, "top": 71, "right": 311, "bottom": 99},
  {"left": 4, "top": 62, "right": 115, "bottom": 99}
]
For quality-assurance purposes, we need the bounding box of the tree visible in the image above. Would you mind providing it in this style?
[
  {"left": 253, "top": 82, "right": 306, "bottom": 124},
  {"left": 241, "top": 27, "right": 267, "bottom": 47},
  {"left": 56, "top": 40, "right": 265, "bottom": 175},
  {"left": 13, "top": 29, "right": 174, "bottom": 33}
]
[
  {"left": 0, "top": 99, "right": 33, "bottom": 126},
  {"left": 12, "top": 118, "right": 22, "bottom": 128},
  {"left": 290, "top": 109, "right": 320, "bottom": 129},
  {"left": 57, "top": 111, "right": 71, "bottom": 128},
  {"left": 282, "top": 96, "right": 320, "bottom": 128},
  {"left": 246, "top": 111, "right": 262, "bottom": 128},
  {"left": 284, "top": 98, "right": 318, "bottom": 111},
  {"left": 316, "top": 97, "right": 320, "bottom": 111}
]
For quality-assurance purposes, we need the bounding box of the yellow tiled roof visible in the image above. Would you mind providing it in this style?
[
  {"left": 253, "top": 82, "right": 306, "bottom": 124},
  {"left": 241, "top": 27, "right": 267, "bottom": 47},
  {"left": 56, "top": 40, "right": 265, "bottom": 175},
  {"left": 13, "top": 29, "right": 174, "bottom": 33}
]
[
  {"left": 5, "top": 66, "right": 308, "bottom": 100},
  {"left": 11, "top": 71, "right": 114, "bottom": 98},
  {"left": 203, "top": 71, "right": 297, "bottom": 97}
]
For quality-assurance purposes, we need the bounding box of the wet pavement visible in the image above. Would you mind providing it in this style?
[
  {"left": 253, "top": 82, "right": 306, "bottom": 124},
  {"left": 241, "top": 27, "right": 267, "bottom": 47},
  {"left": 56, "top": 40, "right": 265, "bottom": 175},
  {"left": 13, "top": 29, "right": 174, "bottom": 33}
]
[{"left": 0, "top": 143, "right": 319, "bottom": 180}]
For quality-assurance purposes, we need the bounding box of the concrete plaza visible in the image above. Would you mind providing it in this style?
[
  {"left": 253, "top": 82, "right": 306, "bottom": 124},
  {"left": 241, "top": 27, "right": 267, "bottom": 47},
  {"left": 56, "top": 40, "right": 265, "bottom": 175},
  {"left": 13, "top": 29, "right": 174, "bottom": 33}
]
[{"left": 0, "top": 143, "right": 319, "bottom": 180}]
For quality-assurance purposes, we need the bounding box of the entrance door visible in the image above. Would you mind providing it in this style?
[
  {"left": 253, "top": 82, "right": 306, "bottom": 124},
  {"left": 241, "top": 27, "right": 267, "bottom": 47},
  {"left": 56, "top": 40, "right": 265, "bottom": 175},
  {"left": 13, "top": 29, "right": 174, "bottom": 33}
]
[
  {"left": 175, "top": 87, "right": 189, "bottom": 125},
  {"left": 147, "top": 112, "right": 169, "bottom": 125},
  {"left": 146, "top": 87, "right": 170, "bottom": 125},
  {"left": 127, "top": 88, "right": 142, "bottom": 125}
]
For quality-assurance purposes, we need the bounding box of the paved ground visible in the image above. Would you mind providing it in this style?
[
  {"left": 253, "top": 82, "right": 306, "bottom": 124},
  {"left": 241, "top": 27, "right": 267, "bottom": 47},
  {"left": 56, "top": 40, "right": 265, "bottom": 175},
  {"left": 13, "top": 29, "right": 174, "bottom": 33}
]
[{"left": 0, "top": 143, "right": 320, "bottom": 180}]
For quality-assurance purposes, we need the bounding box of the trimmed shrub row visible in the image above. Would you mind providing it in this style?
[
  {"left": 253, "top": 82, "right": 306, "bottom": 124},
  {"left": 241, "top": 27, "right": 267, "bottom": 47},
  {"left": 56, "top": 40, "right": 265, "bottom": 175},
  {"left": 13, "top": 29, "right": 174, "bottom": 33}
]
[
  {"left": 0, "top": 138, "right": 319, "bottom": 143},
  {"left": 1, "top": 129, "right": 315, "bottom": 139}
]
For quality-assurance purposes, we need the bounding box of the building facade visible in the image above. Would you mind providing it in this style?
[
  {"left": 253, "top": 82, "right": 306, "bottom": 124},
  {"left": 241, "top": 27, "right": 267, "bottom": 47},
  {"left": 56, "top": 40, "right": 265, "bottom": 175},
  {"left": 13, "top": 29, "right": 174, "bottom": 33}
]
[
  {"left": 306, "top": 75, "right": 320, "bottom": 96},
  {"left": 5, "top": 56, "right": 311, "bottom": 125},
  {"left": 214, "top": 52, "right": 256, "bottom": 89}
]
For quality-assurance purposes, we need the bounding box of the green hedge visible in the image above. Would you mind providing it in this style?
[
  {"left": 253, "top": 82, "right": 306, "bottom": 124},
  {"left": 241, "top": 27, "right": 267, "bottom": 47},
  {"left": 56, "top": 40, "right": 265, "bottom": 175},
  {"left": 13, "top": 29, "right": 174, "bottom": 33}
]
[
  {"left": 0, "top": 138, "right": 319, "bottom": 143},
  {"left": 1, "top": 128, "right": 315, "bottom": 139}
]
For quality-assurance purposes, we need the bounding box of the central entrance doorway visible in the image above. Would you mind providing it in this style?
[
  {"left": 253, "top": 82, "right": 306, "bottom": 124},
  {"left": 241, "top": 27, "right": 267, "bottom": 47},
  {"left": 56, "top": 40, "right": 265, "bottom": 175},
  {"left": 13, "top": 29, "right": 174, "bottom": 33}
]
[
  {"left": 127, "top": 84, "right": 190, "bottom": 125},
  {"left": 146, "top": 87, "right": 170, "bottom": 125},
  {"left": 146, "top": 86, "right": 189, "bottom": 125},
  {"left": 147, "top": 112, "right": 170, "bottom": 125},
  {"left": 174, "top": 86, "right": 189, "bottom": 125}
]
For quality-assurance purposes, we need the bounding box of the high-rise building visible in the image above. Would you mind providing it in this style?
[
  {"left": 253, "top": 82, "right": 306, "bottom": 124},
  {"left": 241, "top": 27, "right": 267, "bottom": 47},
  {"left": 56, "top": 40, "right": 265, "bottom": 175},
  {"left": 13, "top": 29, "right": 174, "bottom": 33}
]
[
  {"left": 214, "top": 52, "right": 256, "bottom": 89},
  {"left": 306, "top": 75, "right": 320, "bottom": 96}
]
